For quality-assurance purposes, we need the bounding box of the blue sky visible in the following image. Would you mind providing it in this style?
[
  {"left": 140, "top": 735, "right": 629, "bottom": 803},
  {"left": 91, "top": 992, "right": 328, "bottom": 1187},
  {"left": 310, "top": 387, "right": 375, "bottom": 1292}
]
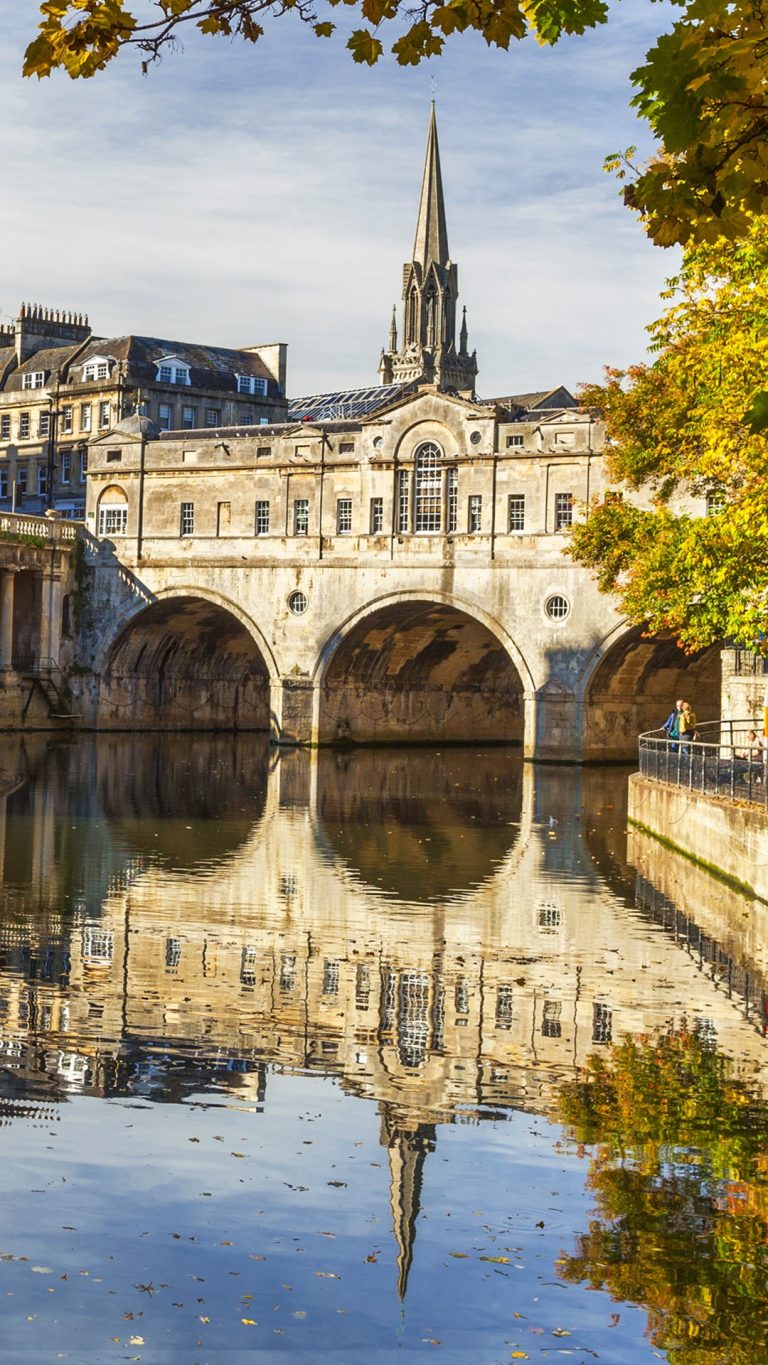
[{"left": 0, "top": 2, "right": 678, "bottom": 398}]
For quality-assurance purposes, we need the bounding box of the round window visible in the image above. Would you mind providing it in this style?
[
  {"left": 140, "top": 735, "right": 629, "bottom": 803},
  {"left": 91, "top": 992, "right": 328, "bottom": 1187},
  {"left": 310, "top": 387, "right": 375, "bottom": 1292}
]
[
  {"left": 470, "top": 430, "right": 482, "bottom": 445},
  {"left": 372, "top": 436, "right": 383, "bottom": 450},
  {"left": 545, "top": 594, "right": 570, "bottom": 622},
  {"left": 288, "top": 591, "right": 308, "bottom": 616}
]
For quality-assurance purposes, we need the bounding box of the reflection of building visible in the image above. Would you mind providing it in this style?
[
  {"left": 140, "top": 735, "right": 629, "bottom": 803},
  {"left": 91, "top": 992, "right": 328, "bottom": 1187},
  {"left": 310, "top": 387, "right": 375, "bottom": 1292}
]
[{"left": 1, "top": 740, "right": 767, "bottom": 1296}]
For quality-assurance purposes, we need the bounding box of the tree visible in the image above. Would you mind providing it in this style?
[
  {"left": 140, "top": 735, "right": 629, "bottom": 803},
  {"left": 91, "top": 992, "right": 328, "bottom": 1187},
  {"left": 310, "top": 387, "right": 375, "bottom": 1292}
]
[
  {"left": 558, "top": 1026, "right": 768, "bottom": 1364},
  {"left": 569, "top": 216, "right": 768, "bottom": 655}
]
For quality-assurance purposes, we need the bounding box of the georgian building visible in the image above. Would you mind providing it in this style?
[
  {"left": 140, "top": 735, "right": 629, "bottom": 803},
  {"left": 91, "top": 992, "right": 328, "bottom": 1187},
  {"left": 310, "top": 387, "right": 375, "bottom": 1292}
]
[{"left": 0, "top": 306, "right": 287, "bottom": 517}]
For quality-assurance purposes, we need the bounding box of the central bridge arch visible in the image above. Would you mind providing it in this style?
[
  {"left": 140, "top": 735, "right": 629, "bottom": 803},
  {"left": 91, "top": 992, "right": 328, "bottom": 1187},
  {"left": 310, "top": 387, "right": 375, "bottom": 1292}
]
[
  {"left": 314, "top": 592, "right": 530, "bottom": 746},
  {"left": 96, "top": 590, "right": 275, "bottom": 731}
]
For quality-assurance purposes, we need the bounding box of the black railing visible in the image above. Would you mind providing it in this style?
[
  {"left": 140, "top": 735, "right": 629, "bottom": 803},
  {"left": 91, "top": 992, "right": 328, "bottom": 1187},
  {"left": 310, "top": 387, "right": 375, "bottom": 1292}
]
[
  {"left": 638, "top": 718, "right": 768, "bottom": 808},
  {"left": 732, "top": 649, "right": 768, "bottom": 676}
]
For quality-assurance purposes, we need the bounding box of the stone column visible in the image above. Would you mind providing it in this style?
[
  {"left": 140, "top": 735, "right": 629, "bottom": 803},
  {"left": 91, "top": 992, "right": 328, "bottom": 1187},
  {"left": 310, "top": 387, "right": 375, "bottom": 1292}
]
[
  {"left": 34, "top": 570, "right": 64, "bottom": 668},
  {"left": 524, "top": 684, "right": 584, "bottom": 763},
  {"left": 0, "top": 570, "right": 16, "bottom": 671}
]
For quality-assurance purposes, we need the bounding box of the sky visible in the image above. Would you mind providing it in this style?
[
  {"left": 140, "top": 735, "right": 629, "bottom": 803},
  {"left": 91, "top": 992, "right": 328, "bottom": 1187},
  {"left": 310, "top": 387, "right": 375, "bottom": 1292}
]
[{"left": 0, "top": 1, "right": 679, "bottom": 399}]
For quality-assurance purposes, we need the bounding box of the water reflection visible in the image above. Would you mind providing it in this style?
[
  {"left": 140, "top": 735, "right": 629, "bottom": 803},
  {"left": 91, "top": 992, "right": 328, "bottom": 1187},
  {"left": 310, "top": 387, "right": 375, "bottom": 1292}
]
[
  {"left": 560, "top": 1025, "right": 768, "bottom": 1362},
  {"left": 1, "top": 735, "right": 768, "bottom": 1328}
]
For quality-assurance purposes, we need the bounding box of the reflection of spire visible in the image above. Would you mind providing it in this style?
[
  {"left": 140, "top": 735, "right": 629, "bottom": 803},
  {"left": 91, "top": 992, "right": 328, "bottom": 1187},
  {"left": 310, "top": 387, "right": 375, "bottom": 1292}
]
[{"left": 381, "top": 1106, "right": 436, "bottom": 1300}]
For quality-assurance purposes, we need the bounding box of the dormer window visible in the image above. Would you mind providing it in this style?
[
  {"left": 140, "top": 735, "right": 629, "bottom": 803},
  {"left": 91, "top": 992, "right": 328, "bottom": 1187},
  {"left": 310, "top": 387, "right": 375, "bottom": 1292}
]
[
  {"left": 82, "top": 356, "right": 114, "bottom": 382},
  {"left": 22, "top": 370, "right": 46, "bottom": 390},
  {"left": 156, "top": 357, "right": 191, "bottom": 386},
  {"left": 236, "top": 374, "right": 268, "bottom": 396}
]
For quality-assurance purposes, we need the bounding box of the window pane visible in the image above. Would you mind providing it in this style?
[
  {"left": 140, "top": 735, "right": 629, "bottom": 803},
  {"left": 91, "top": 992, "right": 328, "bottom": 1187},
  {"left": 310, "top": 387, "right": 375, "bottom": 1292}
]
[
  {"left": 336, "top": 497, "right": 352, "bottom": 534},
  {"left": 414, "top": 442, "right": 442, "bottom": 532},
  {"left": 508, "top": 494, "right": 525, "bottom": 532},
  {"left": 255, "top": 499, "right": 270, "bottom": 535},
  {"left": 294, "top": 499, "right": 309, "bottom": 535},
  {"left": 180, "top": 502, "right": 195, "bottom": 536},
  {"left": 554, "top": 492, "right": 573, "bottom": 529},
  {"left": 370, "top": 496, "right": 384, "bottom": 533}
]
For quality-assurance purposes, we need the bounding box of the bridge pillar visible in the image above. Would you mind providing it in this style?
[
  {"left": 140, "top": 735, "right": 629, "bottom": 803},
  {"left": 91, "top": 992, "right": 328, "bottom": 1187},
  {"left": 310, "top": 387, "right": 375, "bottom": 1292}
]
[
  {"left": 524, "top": 685, "right": 584, "bottom": 763},
  {"left": 272, "top": 674, "right": 316, "bottom": 747},
  {"left": 0, "top": 570, "right": 16, "bottom": 670}
]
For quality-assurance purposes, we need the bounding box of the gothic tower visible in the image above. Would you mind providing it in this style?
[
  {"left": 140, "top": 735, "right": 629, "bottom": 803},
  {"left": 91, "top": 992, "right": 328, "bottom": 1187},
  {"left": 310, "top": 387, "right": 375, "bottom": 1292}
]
[{"left": 379, "top": 103, "right": 478, "bottom": 396}]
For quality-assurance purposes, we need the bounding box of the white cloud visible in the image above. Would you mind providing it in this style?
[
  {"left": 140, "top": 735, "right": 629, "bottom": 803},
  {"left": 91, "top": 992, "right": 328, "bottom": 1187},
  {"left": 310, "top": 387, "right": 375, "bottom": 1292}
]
[{"left": 0, "top": 1, "right": 679, "bottom": 397}]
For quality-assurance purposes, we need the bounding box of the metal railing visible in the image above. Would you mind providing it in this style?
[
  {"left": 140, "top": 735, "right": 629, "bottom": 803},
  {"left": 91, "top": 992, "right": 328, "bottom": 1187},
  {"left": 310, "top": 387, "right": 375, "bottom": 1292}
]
[
  {"left": 731, "top": 649, "right": 768, "bottom": 677},
  {"left": 638, "top": 718, "right": 768, "bottom": 807}
]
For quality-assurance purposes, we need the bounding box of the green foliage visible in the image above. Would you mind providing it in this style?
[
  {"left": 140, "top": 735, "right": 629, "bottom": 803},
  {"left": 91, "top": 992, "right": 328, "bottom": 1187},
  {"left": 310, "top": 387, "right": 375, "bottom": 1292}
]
[
  {"left": 622, "top": 0, "right": 768, "bottom": 245},
  {"left": 0, "top": 531, "right": 48, "bottom": 550},
  {"left": 559, "top": 1027, "right": 768, "bottom": 1363},
  {"left": 570, "top": 216, "right": 768, "bottom": 653}
]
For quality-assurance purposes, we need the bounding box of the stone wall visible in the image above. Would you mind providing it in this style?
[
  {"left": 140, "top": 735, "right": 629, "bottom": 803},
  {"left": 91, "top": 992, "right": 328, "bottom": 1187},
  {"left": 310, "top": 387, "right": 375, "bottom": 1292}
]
[{"left": 627, "top": 772, "right": 768, "bottom": 902}]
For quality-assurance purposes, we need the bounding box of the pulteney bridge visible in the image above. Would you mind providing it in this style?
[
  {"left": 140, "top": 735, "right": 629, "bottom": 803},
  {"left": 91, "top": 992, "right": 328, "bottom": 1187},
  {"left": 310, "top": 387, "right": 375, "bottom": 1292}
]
[{"left": 74, "top": 391, "right": 721, "bottom": 762}]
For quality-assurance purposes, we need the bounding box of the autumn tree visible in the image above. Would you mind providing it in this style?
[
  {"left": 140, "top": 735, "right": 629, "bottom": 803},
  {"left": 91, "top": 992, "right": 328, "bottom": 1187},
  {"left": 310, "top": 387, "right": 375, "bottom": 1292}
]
[
  {"left": 559, "top": 1026, "right": 768, "bottom": 1363},
  {"left": 569, "top": 216, "right": 768, "bottom": 654}
]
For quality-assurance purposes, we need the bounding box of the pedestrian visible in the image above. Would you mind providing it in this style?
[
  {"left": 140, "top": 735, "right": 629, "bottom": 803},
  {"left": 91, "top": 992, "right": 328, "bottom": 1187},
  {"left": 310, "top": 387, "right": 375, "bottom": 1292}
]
[
  {"left": 662, "top": 698, "right": 684, "bottom": 750},
  {"left": 680, "top": 700, "right": 697, "bottom": 746}
]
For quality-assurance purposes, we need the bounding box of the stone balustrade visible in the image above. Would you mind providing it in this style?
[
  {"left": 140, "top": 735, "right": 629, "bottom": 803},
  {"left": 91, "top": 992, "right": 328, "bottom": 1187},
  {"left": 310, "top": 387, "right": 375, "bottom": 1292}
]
[{"left": 0, "top": 512, "right": 78, "bottom": 544}]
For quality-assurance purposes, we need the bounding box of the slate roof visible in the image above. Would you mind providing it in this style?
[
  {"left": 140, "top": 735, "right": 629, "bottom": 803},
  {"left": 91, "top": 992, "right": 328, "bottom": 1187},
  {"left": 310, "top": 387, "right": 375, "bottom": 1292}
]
[
  {"left": 73, "top": 335, "right": 277, "bottom": 394},
  {"left": 3, "top": 344, "right": 83, "bottom": 391},
  {"left": 490, "top": 386, "right": 577, "bottom": 416}
]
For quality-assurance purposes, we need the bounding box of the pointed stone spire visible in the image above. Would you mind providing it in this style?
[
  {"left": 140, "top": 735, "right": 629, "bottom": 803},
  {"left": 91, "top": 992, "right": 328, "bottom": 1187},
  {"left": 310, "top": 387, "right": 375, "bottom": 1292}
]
[
  {"left": 459, "top": 305, "right": 468, "bottom": 355},
  {"left": 412, "top": 101, "right": 449, "bottom": 271},
  {"left": 377, "top": 103, "right": 478, "bottom": 395},
  {"left": 388, "top": 305, "right": 398, "bottom": 353}
]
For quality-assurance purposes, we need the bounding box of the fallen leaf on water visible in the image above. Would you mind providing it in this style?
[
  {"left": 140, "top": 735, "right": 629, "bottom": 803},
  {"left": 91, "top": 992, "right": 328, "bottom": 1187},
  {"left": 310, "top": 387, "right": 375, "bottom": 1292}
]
[
  {"left": 511, "top": 1354, "right": 529, "bottom": 1360},
  {"left": 449, "top": 1252, "right": 468, "bottom": 1259},
  {"left": 315, "top": 1272, "right": 339, "bottom": 1278},
  {"left": 242, "top": 1318, "right": 257, "bottom": 1325},
  {"left": 479, "top": 1255, "right": 510, "bottom": 1264},
  {"left": 129, "top": 1337, "right": 145, "bottom": 1346},
  {"left": 231, "top": 1152, "right": 245, "bottom": 1159},
  {"left": 552, "top": 1328, "right": 572, "bottom": 1337},
  {"left": 31, "top": 1266, "right": 52, "bottom": 1273}
]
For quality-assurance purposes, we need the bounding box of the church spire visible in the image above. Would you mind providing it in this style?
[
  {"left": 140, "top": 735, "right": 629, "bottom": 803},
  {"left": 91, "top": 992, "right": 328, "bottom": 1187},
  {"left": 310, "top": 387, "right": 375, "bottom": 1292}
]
[
  {"left": 377, "top": 103, "right": 478, "bottom": 396},
  {"left": 412, "top": 101, "right": 449, "bottom": 271}
]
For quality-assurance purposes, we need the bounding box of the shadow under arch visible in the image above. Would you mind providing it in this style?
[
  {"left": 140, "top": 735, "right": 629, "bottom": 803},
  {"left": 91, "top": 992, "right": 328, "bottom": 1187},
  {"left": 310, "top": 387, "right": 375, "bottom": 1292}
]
[
  {"left": 97, "top": 591, "right": 274, "bottom": 731},
  {"left": 580, "top": 624, "right": 722, "bottom": 762},
  {"left": 314, "top": 591, "right": 531, "bottom": 746}
]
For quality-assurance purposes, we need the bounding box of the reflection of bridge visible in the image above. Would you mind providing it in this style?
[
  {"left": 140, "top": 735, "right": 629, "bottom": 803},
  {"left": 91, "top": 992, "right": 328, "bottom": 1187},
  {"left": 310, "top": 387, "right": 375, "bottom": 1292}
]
[{"left": 0, "top": 739, "right": 767, "bottom": 1296}]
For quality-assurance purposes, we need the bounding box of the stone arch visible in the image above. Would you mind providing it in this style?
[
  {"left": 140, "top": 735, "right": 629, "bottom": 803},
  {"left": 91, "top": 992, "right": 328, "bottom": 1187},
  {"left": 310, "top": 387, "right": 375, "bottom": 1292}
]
[
  {"left": 580, "top": 623, "right": 722, "bottom": 761},
  {"left": 96, "top": 589, "right": 275, "bottom": 731},
  {"left": 314, "top": 591, "right": 531, "bottom": 746}
]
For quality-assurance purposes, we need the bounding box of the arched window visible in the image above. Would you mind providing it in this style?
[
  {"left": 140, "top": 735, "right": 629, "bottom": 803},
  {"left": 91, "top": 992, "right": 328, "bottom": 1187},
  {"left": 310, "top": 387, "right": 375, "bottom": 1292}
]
[
  {"left": 413, "top": 441, "right": 443, "bottom": 533},
  {"left": 97, "top": 484, "right": 128, "bottom": 537}
]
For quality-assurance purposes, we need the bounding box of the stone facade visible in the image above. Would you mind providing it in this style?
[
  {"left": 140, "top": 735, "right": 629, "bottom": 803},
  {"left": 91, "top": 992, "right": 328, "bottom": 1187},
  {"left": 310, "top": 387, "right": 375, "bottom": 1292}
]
[
  {"left": 0, "top": 511, "right": 79, "bottom": 728},
  {"left": 74, "top": 385, "right": 722, "bottom": 759},
  {"left": 0, "top": 304, "right": 288, "bottom": 518}
]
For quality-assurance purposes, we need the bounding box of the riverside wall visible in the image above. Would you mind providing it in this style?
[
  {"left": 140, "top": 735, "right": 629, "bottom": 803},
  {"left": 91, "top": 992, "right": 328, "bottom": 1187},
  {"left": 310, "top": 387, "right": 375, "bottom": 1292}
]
[{"left": 628, "top": 772, "right": 768, "bottom": 903}]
